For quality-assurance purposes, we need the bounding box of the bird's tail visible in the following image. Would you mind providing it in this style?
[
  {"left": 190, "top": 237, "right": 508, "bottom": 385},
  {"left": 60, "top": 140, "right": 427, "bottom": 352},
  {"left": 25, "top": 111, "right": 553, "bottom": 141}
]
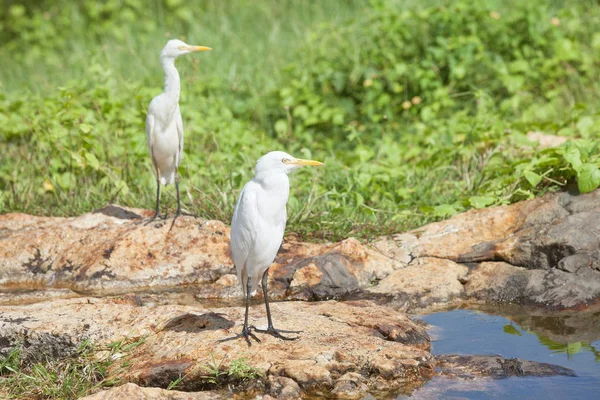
[{"left": 159, "top": 170, "right": 175, "bottom": 185}]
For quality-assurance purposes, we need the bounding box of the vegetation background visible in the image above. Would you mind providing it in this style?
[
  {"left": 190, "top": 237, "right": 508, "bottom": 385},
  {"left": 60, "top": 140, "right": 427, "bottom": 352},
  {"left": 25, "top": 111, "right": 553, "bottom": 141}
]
[{"left": 1, "top": 0, "right": 599, "bottom": 240}]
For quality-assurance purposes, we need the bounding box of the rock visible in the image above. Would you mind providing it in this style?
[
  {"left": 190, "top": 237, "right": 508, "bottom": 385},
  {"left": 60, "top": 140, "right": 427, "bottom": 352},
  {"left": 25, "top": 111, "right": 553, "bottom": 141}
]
[
  {"left": 0, "top": 297, "right": 433, "bottom": 397},
  {"left": 331, "top": 372, "right": 369, "bottom": 399},
  {"left": 0, "top": 205, "right": 233, "bottom": 293},
  {"left": 2, "top": 189, "right": 600, "bottom": 311},
  {"left": 267, "top": 376, "right": 301, "bottom": 399},
  {"left": 79, "top": 382, "right": 224, "bottom": 399},
  {"left": 388, "top": 190, "right": 600, "bottom": 309},
  {"left": 368, "top": 258, "right": 469, "bottom": 309},
  {"left": 393, "top": 201, "right": 533, "bottom": 261},
  {"left": 266, "top": 238, "right": 407, "bottom": 301},
  {"left": 435, "top": 354, "right": 576, "bottom": 379},
  {"left": 0, "top": 207, "right": 404, "bottom": 302},
  {"left": 276, "top": 360, "right": 333, "bottom": 389},
  {"left": 526, "top": 131, "right": 569, "bottom": 149},
  {"left": 465, "top": 261, "right": 600, "bottom": 308}
]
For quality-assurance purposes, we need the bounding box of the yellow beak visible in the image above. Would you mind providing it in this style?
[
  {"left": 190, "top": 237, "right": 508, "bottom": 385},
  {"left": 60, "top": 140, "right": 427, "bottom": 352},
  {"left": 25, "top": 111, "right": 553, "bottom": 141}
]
[
  {"left": 179, "top": 45, "right": 212, "bottom": 52},
  {"left": 291, "top": 158, "right": 325, "bottom": 167}
]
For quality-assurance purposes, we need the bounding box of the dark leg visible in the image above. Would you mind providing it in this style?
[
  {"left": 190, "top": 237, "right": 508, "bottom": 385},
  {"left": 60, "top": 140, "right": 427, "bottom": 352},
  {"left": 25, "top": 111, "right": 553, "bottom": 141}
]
[
  {"left": 252, "top": 268, "right": 301, "bottom": 340},
  {"left": 146, "top": 176, "right": 161, "bottom": 224},
  {"left": 172, "top": 173, "right": 195, "bottom": 219},
  {"left": 174, "top": 174, "right": 182, "bottom": 217},
  {"left": 170, "top": 176, "right": 182, "bottom": 230},
  {"left": 218, "top": 279, "right": 260, "bottom": 346}
]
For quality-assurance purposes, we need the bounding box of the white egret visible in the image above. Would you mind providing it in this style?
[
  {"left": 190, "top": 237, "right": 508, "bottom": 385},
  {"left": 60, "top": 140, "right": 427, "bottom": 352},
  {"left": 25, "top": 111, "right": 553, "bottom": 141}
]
[
  {"left": 146, "top": 39, "right": 211, "bottom": 220},
  {"left": 220, "top": 151, "right": 324, "bottom": 345}
]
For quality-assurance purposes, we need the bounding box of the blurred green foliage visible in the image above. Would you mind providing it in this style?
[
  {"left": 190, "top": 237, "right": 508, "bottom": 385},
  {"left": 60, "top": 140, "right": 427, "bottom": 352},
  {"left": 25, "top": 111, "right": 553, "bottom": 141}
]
[{"left": 0, "top": 0, "right": 599, "bottom": 240}]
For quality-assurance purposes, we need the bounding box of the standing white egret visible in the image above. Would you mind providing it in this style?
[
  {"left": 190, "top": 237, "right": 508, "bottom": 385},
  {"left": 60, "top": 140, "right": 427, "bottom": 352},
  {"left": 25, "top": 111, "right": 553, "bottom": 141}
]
[
  {"left": 146, "top": 39, "right": 211, "bottom": 220},
  {"left": 220, "top": 151, "right": 324, "bottom": 346}
]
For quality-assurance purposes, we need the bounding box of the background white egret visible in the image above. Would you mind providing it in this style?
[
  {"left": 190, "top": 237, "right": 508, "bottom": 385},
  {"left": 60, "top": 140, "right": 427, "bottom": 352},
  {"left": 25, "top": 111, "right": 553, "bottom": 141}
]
[
  {"left": 221, "top": 151, "right": 324, "bottom": 345},
  {"left": 146, "top": 39, "right": 211, "bottom": 220}
]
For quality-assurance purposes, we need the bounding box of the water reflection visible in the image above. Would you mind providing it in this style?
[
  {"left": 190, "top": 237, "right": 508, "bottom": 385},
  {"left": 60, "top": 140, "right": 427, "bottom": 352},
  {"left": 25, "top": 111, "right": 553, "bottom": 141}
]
[
  {"left": 412, "top": 307, "right": 600, "bottom": 400},
  {"left": 472, "top": 303, "right": 600, "bottom": 362}
]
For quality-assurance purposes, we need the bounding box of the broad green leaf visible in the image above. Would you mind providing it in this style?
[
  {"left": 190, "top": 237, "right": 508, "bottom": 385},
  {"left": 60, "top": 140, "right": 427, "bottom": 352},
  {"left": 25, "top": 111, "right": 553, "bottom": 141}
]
[
  {"left": 554, "top": 38, "right": 578, "bottom": 61},
  {"left": 577, "top": 164, "right": 600, "bottom": 193},
  {"left": 563, "top": 147, "right": 582, "bottom": 172},
  {"left": 576, "top": 116, "right": 594, "bottom": 136},
  {"left": 432, "top": 204, "right": 457, "bottom": 217},
  {"left": 523, "top": 171, "right": 542, "bottom": 187},
  {"left": 274, "top": 119, "right": 288, "bottom": 135},
  {"left": 79, "top": 123, "right": 93, "bottom": 134},
  {"left": 419, "top": 205, "right": 434, "bottom": 214},
  {"left": 469, "top": 196, "right": 496, "bottom": 209},
  {"left": 85, "top": 153, "right": 100, "bottom": 170}
]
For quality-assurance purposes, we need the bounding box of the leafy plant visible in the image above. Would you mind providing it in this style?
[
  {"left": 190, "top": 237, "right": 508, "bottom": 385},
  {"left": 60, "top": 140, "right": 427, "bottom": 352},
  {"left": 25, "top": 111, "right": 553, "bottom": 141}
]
[
  {"left": 193, "top": 354, "right": 261, "bottom": 387},
  {"left": 198, "top": 352, "right": 226, "bottom": 385},
  {"left": 0, "top": 0, "right": 599, "bottom": 241},
  {"left": 227, "top": 357, "right": 261, "bottom": 381},
  {"left": 0, "top": 339, "right": 127, "bottom": 400}
]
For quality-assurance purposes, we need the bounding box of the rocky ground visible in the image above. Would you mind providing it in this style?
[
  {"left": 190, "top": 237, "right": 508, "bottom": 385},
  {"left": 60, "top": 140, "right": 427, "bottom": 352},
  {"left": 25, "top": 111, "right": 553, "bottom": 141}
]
[
  {"left": 1, "top": 189, "right": 598, "bottom": 398},
  {"left": 0, "top": 297, "right": 434, "bottom": 398},
  {"left": 2, "top": 189, "right": 599, "bottom": 310}
]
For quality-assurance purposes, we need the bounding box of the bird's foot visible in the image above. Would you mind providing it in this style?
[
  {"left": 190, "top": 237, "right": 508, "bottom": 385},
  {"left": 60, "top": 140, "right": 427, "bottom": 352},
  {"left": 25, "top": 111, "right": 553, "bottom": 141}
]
[
  {"left": 144, "top": 212, "right": 164, "bottom": 225},
  {"left": 170, "top": 210, "right": 196, "bottom": 231},
  {"left": 251, "top": 325, "right": 301, "bottom": 341},
  {"left": 218, "top": 326, "right": 261, "bottom": 347}
]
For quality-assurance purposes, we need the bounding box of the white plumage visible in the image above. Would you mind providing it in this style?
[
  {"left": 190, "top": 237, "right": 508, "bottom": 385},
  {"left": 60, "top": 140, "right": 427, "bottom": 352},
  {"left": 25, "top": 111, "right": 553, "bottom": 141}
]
[
  {"left": 146, "top": 97, "right": 183, "bottom": 186},
  {"left": 230, "top": 162, "right": 289, "bottom": 296},
  {"left": 145, "top": 39, "right": 211, "bottom": 218},
  {"left": 222, "top": 151, "right": 323, "bottom": 345}
]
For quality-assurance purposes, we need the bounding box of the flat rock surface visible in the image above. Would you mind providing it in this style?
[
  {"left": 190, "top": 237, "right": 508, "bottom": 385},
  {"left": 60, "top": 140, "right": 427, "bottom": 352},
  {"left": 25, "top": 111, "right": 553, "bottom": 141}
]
[
  {"left": 1, "top": 190, "right": 600, "bottom": 312},
  {"left": 0, "top": 297, "right": 433, "bottom": 398},
  {"left": 79, "top": 383, "right": 224, "bottom": 400}
]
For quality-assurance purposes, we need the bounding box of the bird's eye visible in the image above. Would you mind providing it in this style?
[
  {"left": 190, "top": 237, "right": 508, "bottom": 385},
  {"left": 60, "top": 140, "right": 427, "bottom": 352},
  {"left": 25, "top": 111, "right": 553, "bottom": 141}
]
[{"left": 281, "top": 158, "right": 291, "bottom": 164}]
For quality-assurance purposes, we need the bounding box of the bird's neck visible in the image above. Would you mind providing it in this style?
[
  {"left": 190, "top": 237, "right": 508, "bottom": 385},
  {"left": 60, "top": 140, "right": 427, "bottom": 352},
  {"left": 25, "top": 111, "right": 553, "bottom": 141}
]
[
  {"left": 160, "top": 57, "right": 181, "bottom": 101},
  {"left": 254, "top": 172, "right": 290, "bottom": 199}
]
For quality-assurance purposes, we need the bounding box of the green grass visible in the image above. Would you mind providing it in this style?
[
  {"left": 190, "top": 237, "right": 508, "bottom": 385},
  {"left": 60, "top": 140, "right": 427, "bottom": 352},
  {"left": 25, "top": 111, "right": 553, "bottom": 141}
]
[
  {"left": 0, "top": 340, "right": 122, "bottom": 399},
  {"left": 165, "top": 353, "right": 261, "bottom": 390},
  {"left": 1, "top": 0, "right": 599, "bottom": 241}
]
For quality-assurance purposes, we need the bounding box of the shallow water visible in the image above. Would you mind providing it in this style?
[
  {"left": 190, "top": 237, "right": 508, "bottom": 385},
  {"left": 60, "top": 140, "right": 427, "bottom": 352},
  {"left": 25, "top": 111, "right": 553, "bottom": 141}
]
[{"left": 402, "top": 308, "right": 600, "bottom": 400}]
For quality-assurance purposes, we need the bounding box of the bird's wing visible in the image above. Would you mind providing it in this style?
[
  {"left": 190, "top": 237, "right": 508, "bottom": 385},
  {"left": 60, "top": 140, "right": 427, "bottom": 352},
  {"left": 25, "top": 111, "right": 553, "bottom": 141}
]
[
  {"left": 230, "top": 181, "right": 259, "bottom": 294},
  {"left": 145, "top": 112, "right": 157, "bottom": 170},
  {"left": 175, "top": 106, "right": 184, "bottom": 167}
]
